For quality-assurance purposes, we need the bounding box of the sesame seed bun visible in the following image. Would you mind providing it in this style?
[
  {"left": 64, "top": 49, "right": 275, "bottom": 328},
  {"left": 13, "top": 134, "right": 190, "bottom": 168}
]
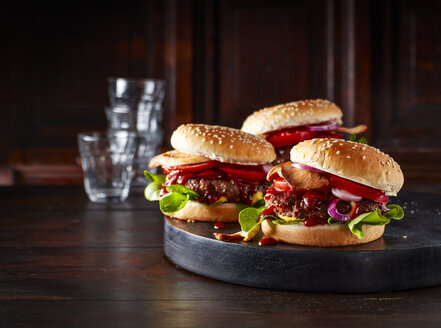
[
  {"left": 261, "top": 219, "right": 384, "bottom": 247},
  {"left": 241, "top": 99, "right": 343, "bottom": 135},
  {"left": 290, "top": 139, "right": 404, "bottom": 196},
  {"left": 171, "top": 124, "right": 276, "bottom": 165},
  {"left": 167, "top": 201, "right": 239, "bottom": 222}
]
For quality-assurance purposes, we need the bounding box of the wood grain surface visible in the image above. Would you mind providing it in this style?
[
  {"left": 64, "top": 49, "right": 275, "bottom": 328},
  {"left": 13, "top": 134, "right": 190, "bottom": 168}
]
[{"left": 1, "top": 186, "right": 441, "bottom": 327}]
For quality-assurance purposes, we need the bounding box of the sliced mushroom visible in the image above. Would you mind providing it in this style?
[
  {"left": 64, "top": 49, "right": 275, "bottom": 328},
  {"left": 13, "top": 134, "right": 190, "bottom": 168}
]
[
  {"left": 279, "top": 162, "right": 329, "bottom": 190},
  {"left": 213, "top": 224, "right": 261, "bottom": 242},
  {"left": 336, "top": 124, "right": 368, "bottom": 134},
  {"left": 149, "top": 150, "right": 210, "bottom": 168}
]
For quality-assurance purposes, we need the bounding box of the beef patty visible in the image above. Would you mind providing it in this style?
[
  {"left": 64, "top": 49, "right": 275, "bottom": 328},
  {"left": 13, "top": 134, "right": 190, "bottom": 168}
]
[
  {"left": 265, "top": 191, "right": 383, "bottom": 220},
  {"left": 184, "top": 178, "right": 269, "bottom": 203}
]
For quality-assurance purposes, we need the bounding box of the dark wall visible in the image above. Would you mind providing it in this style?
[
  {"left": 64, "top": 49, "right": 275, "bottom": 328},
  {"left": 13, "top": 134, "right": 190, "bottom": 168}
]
[{"left": 1, "top": 0, "right": 440, "bottom": 184}]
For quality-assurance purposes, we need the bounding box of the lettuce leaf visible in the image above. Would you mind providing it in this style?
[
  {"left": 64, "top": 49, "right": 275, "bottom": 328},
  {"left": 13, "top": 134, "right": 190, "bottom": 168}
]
[
  {"left": 346, "top": 204, "right": 404, "bottom": 239},
  {"left": 165, "top": 185, "right": 199, "bottom": 199},
  {"left": 160, "top": 193, "right": 190, "bottom": 213},
  {"left": 144, "top": 181, "right": 163, "bottom": 201},
  {"left": 159, "top": 185, "right": 200, "bottom": 213},
  {"left": 348, "top": 134, "right": 368, "bottom": 145},
  {"left": 238, "top": 207, "right": 265, "bottom": 232},
  {"left": 143, "top": 171, "right": 166, "bottom": 201},
  {"left": 144, "top": 170, "right": 166, "bottom": 184}
]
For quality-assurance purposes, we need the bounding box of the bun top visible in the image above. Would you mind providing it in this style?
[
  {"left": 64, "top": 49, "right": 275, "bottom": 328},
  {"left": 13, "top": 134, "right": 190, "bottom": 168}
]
[
  {"left": 171, "top": 124, "right": 276, "bottom": 165},
  {"left": 241, "top": 99, "right": 343, "bottom": 135},
  {"left": 290, "top": 139, "right": 404, "bottom": 196}
]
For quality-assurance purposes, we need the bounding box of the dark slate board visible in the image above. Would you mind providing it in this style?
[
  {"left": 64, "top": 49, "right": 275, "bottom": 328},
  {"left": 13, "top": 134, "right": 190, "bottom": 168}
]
[{"left": 163, "top": 190, "right": 441, "bottom": 293}]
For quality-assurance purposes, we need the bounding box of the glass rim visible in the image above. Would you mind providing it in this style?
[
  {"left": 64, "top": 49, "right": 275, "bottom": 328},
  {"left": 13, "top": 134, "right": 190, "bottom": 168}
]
[
  {"left": 105, "top": 106, "right": 134, "bottom": 113},
  {"left": 108, "top": 77, "right": 165, "bottom": 86},
  {"left": 77, "top": 131, "right": 138, "bottom": 142}
]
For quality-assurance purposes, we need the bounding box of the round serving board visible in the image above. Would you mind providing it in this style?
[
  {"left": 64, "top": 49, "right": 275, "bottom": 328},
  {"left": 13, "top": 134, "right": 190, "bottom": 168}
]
[{"left": 163, "top": 191, "right": 441, "bottom": 293}]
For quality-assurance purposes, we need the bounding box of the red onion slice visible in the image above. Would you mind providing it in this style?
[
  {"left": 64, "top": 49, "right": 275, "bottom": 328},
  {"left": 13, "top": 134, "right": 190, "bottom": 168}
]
[
  {"left": 331, "top": 188, "right": 362, "bottom": 202},
  {"left": 291, "top": 163, "right": 323, "bottom": 172},
  {"left": 380, "top": 203, "right": 389, "bottom": 213},
  {"left": 306, "top": 122, "right": 339, "bottom": 132},
  {"left": 327, "top": 199, "right": 358, "bottom": 222}
]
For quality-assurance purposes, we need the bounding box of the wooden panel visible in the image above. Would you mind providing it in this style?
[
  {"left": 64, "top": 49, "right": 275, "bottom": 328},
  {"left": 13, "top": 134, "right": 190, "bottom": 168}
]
[
  {"left": 217, "top": 0, "right": 328, "bottom": 128},
  {"left": 1, "top": 0, "right": 166, "bottom": 184},
  {"left": 4, "top": 1, "right": 166, "bottom": 139},
  {"left": 163, "top": 0, "right": 194, "bottom": 145},
  {"left": 372, "top": 0, "right": 441, "bottom": 179},
  {"left": 332, "top": 0, "right": 372, "bottom": 136}
]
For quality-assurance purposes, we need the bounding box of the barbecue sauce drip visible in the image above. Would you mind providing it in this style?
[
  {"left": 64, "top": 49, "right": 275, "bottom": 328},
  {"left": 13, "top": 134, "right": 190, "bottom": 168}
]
[
  {"left": 260, "top": 206, "right": 275, "bottom": 219},
  {"left": 259, "top": 237, "right": 277, "bottom": 246},
  {"left": 303, "top": 216, "right": 328, "bottom": 227},
  {"left": 213, "top": 222, "right": 226, "bottom": 230}
]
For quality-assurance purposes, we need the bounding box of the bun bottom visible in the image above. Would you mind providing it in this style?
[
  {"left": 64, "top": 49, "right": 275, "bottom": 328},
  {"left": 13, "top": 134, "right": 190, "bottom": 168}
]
[
  {"left": 166, "top": 201, "right": 239, "bottom": 222},
  {"left": 261, "top": 219, "right": 384, "bottom": 247}
]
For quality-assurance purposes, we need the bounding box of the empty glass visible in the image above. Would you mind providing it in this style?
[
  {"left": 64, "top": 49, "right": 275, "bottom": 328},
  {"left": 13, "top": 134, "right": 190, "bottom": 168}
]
[
  {"left": 107, "top": 78, "right": 165, "bottom": 186},
  {"left": 77, "top": 132, "right": 137, "bottom": 202}
]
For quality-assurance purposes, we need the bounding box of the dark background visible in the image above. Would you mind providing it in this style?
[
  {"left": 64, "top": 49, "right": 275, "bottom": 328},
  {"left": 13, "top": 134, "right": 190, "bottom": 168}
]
[{"left": 1, "top": 0, "right": 440, "bottom": 185}]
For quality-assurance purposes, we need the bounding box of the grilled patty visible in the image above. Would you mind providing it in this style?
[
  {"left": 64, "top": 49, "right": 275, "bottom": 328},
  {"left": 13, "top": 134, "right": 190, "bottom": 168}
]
[
  {"left": 265, "top": 192, "right": 383, "bottom": 220},
  {"left": 184, "top": 178, "right": 269, "bottom": 203}
]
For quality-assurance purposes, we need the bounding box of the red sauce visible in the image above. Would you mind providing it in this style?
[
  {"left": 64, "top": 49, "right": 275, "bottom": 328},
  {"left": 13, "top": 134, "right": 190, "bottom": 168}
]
[
  {"left": 231, "top": 179, "right": 262, "bottom": 205},
  {"left": 260, "top": 206, "right": 275, "bottom": 219},
  {"left": 303, "top": 216, "right": 328, "bottom": 227},
  {"left": 213, "top": 222, "right": 226, "bottom": 229},
  {"left": 199, "top": 193, "right": 222, "bottom": 204},
  {"left": 303, "top": 190, "right": 328, "bottom": 210},
  {"left": 258, "top": 237, "right": 278, "bottom": 246}
]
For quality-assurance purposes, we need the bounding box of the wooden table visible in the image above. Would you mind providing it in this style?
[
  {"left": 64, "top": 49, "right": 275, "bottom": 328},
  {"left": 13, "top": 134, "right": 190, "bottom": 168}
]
[{"left": 1, "top": 185, "right": 441, "bottom": 327}]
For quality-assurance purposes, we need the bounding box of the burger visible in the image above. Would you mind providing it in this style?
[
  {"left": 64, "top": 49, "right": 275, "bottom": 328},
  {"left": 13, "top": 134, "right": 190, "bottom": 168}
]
[
  {"left": 145, "top": 124, "right": 276, "bottom": 222},
  {"left": 216, "top": 139, "right": 404, "bottom": 246},
  {"left": 241, "top": 99, "right": 367, "bottom": 164}
]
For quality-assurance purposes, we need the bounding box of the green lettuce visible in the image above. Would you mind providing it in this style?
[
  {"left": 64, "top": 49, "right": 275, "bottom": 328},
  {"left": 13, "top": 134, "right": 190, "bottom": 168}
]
[
  {"left": 143, "top": 171, "right": 199, "bottom": 212},
  {"left": 238, "top": 207, "right": 266, "bottom": 232},
  {"left": 160, "top": 185, "right": 199, "bottom": 213},
  {"left": 144, "top": 171, "right": 166, "bottom": 184},
  {"left": 346, "top": 204, "right": 404, "bottom": 238},
  {"left": 348, "top": 134, "right": 368, "bottom": 144}
]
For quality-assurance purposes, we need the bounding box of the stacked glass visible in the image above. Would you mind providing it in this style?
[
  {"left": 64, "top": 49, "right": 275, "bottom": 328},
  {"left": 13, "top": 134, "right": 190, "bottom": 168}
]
[{"left": 106, "top": 78, "right": 165, "bottom": 187}]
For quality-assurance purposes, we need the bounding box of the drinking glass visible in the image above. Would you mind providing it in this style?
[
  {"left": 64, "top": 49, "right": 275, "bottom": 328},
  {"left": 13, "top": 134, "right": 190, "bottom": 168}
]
[
  {"left": 107, "top": 78, "right": 165, "bottom": 186},
  {"left": 77, "top": 132, "right": 137, "bottom": 202}
]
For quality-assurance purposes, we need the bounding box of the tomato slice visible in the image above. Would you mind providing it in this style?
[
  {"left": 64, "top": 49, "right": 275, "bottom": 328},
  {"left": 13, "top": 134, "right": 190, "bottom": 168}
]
[
  {"left": 162, "top": 161, "right": 217, "bottom": 174},
  {"left": 267, "top": 128, "right": 317, "bottom": 148},
  {"left": 273, "top": 177, "right": 292, "bottom": 191},
  {"left": 328, "top": 175, "right": 389, "bottom": 203},
  {"left": 219, "top": 163, "right": 266, "bottom": 181}
]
